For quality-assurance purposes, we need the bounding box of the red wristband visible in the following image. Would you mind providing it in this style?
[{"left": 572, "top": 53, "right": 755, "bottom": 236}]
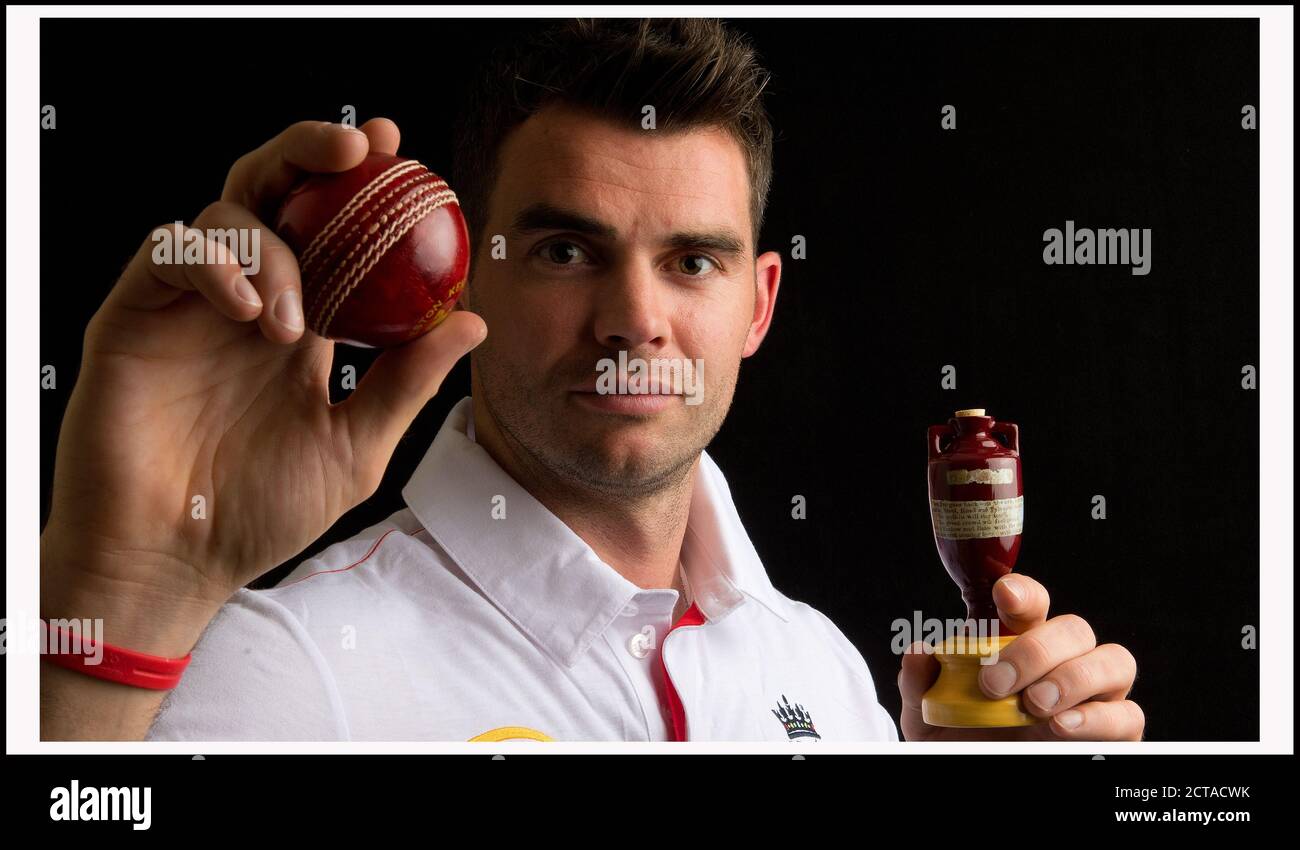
[{"left": 40, "top": 619, "right": 192, "bottom": 690}]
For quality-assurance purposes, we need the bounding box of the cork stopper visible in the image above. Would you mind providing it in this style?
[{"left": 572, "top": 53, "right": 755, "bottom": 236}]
[{"left": 954, "top": 408, "right": 987, "bottom": 417}]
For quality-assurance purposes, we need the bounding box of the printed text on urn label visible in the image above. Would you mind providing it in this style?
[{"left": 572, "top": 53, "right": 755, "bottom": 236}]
[{"left": 930, "top": 496, "right": 1024, "bottom": 540}]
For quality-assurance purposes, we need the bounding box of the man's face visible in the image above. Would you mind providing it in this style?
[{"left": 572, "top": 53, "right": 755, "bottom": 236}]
[{"left": 468, "top": 103, "right": 779, "bottom": 497}]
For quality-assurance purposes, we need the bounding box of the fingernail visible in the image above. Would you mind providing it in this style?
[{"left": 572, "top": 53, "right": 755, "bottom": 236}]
[
  {"left": 1027, "top": 680, "right": 1060, "bottom": 710},
  {"left": 465, "top": 324, "right": 487, "bottom": 351},
  {"left": 980, "top": 661, "right": 1017, "bottom": 697},
  {"left": 233, "top": 274, "right": 261, "bottom": 308},
  {"left": 1057, "top": 709, "right": 1083, "bottom": 730},
  {"left": 274, "top": 290, "right": 304, "bottom": 332},
  {"left": 1001, "top": 577, "right": 1026, "bottom": 605}
]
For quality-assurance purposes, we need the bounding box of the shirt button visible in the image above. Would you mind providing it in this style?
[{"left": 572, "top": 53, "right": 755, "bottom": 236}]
[{"left": 627, "top": 625, "right": 656, "bottom": 659}]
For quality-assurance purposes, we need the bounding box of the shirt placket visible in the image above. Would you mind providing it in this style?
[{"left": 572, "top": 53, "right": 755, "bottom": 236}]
[
  {"left": 605, "top": 590, "right": 677, "bottom": 740},
  {"left": 658, "top": 602, "right": 707, "bottom": 741}
]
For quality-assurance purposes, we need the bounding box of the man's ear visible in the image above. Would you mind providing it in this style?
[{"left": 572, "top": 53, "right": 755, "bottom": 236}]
[{"left": 742, "top": 249, "right": 782, "bottom": 357}]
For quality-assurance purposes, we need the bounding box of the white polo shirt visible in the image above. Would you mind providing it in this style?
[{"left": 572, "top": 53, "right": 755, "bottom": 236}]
[{"left": 146, "top": 397, "right": 898, "bottom": 742}]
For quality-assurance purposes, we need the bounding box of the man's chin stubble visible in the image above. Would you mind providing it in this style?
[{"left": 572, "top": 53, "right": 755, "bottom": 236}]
[
  {"left": 507, "top": 411, "right": 704, "bottom": 499},
  {"left": 477, "top": 360, "right": 738, "bottom": 501},
  {"left": 486, "top": 398, "right": 707, "bottom": 500},
  {"left": 546, "top": 442, "right": 701, "bottom": 500}
]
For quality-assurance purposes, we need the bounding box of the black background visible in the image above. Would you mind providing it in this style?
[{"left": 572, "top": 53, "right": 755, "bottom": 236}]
[{"left": 39, "top": 17, "right": 1260, "bottom": 741}]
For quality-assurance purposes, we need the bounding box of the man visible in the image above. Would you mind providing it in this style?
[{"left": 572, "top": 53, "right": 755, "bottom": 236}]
[{"left": 40, "top": 19, "right": 1142, "bottom": 742}]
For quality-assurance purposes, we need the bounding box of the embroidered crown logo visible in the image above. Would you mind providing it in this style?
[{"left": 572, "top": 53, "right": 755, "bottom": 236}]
[{"left": 772, "top": 694, "right": 821, "bottom": 740}]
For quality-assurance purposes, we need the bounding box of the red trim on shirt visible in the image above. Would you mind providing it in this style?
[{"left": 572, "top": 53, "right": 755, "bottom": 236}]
[
  {"left": 658, "top": 601, "right": 706, "bottom": 742},
  {"left": 277, "top": 528, "right": 402, "bottom": 587}
]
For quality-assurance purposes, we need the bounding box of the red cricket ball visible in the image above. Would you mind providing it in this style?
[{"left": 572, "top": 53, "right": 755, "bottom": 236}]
[{"left": 273, "top": 152, "right": 470, "bottom": 348}]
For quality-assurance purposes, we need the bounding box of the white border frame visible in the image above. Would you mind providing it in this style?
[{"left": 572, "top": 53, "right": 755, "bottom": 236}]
[{"left": 7, "top": 5, "right": 1293, "bottom": 755}]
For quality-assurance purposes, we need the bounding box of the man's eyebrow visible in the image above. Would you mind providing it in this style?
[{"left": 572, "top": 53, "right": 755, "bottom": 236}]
[
  {"left": 510, "top": 202, "right": 748, "bottom": 258},
  {"left": 664, "top": 230, "right": 747, "bottom": 259},
  {"left": 510, "top": 203, "right": 616, "bottom": 239}
]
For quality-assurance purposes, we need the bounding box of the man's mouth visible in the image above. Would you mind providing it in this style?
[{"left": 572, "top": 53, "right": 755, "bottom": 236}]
[
  {"left": 567, "top": 379, "right": 685, "bottom": 394},
  {"left": 567, "top": 384, "right": 682, "bottom": 415}
]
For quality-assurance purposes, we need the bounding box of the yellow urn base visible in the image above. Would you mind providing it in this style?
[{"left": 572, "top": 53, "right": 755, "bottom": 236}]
[{"left": 921, "top": 634, "right": 1043, "bottom": 728}]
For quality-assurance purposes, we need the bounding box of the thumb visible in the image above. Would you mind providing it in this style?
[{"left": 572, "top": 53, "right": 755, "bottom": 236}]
[{"left": 341, "top": 310, "right": 487, "bottom": 490}]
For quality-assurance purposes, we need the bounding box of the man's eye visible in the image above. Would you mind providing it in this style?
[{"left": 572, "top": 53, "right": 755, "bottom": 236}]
[
  {"left": 676, "top": 254, "right": 718, "bottom": 276},
  {"left": 537, "top": 240, "right": 590, "bottom": 265}
]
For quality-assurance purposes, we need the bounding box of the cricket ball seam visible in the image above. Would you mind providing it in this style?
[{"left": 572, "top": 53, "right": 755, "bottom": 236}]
[
  {"left": 302, "top": 177, "right": 451, "bottom": 329},
  {"left": 300, "top": 173, "right": 443, "bottom": 295},
  {"left": 299, "top": 167, "right": 442, "bottom": 325},
  {"left": 299, "top": 160, "right": 427, "bottom": 270},
  {"left": 316, "top": 189, "right": 460, "bottom": 336}
]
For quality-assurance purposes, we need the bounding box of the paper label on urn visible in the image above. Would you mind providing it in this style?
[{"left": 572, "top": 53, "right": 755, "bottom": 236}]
[
  {"left": 930, "top": 496, "right": 1024, "bottom": 540},
  {"left": 946, "top": 467, "right": 1015, "bottom": 486}
]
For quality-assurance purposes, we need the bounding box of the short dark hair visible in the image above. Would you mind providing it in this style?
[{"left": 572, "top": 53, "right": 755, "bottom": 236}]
[{"left": 451, "top": 18, "right": 775, "bottom": 260}]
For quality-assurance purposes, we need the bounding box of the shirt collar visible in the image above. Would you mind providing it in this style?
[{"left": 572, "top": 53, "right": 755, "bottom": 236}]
[{"left": 401, "top": 397, "right": 792, "bottom": 669}]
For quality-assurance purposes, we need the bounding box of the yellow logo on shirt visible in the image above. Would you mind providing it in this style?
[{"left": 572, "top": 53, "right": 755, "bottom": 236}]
[{"left": 468, "top": 726, "right": 554, "bottom": 742}]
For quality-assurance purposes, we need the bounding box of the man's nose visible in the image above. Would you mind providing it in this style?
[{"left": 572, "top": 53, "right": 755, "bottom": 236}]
[{"left": 592, "top": 263, "right": 671, "bottom": 351}]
